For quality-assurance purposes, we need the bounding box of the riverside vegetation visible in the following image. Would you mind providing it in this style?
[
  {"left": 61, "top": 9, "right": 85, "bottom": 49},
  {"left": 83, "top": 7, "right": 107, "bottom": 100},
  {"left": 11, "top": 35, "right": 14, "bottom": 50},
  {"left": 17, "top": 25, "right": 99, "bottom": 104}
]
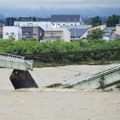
[{"left": 0, "top": 38, "right": 120, "bottom": 67}]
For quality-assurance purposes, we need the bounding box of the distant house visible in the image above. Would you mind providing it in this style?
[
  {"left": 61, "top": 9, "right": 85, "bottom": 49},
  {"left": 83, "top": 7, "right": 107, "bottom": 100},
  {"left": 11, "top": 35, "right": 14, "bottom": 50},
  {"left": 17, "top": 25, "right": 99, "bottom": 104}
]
[
  {"left": 103, "top": 27, "right": 116, "bottom": 40},
  {"left": 87, "top": 24, "right": 117, "bottom": 40},
  {"left": 22, "top": 26, "right": 44, "bottom": 41},
  {"left": 69, "top": 28, "right": 88, "bottom": 40},
  {"left": 43, "top": 28, "right": 70, "bottom": 42},
  {"left": 3, "top": 26, "right": 22, "bottom": 40},
  {"left": 51, "top": 15, "right": 82, "bottom": 28},
  {"left": 60, "top": 25, "right": 91, "bottom": 40}
]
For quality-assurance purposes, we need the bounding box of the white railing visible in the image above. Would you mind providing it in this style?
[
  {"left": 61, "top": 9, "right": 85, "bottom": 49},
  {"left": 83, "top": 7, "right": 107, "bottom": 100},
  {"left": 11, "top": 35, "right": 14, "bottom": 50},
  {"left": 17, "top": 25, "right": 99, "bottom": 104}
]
[
  {"left": 0, "top": 54, "right": 33, "bottom": 71},
  {"left": 0, "top": 54, "right": 24, "bottom": 62},
  {"left": 63, "top": 63, "right": 120, "bottom": 87}
]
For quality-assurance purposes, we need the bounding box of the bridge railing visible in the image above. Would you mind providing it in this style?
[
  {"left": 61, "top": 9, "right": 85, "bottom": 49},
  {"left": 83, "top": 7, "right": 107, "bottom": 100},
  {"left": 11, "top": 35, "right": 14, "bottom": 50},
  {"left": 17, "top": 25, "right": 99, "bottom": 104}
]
[
  {"left": 0, "top": 54, "right": 25, "bottom": 62},
  {"left": 0, "top": 54, "right": 33, "bottom": 71},
  {"left": 63, "top": 63, "right": 120, "bottom": 87},
  {"left": 91, "top": 63, "right": 120, "bottom": 77}
]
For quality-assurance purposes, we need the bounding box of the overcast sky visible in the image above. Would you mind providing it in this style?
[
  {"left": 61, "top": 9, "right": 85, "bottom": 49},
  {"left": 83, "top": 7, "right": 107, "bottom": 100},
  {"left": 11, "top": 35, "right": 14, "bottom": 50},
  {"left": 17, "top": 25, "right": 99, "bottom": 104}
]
[{"left": 0, "top": 0, "right": 120, "bottom": 9}]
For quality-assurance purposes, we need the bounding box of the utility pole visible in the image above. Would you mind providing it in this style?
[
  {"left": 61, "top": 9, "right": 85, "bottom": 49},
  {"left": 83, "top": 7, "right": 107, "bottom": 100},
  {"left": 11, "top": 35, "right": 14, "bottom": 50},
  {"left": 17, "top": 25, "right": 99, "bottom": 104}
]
[{"left": 37, "top": 17, "right": 39, "bottom": 41}]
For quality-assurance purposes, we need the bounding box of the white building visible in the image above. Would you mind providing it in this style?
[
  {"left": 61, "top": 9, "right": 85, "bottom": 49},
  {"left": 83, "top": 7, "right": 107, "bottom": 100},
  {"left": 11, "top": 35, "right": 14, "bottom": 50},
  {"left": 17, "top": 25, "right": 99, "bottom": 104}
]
[
  {"left": 3, "top": 26, "right": 22, "bottom": 40},
  {"left": 51, "top": 15, "right": 82, "bottom": 29},
  {"left": 14, "top": 21, "right": 52, "bottom": 30},
  {"left": 14, "top": 15, "right": 82, "bottom": 30},
  {"left": 43, "top": 28, "right": 71, "bottom": 42}
]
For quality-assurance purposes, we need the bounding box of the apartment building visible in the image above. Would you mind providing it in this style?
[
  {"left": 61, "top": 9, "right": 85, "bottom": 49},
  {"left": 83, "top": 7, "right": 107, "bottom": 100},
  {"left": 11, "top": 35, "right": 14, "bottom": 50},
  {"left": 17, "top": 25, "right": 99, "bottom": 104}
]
[
  {"left": 43, "top": 28, "right": 70, "bottom": 42},
  {"left": 3, "top": 26, "right": 22, "bottom": 40}
]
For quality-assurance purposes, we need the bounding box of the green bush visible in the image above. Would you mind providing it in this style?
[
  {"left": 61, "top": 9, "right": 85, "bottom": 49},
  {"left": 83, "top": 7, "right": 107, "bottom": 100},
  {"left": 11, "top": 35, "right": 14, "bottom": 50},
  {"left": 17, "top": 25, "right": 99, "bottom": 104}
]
[{"left": 0, "top": 38, "right": 120, "bottom": 65}]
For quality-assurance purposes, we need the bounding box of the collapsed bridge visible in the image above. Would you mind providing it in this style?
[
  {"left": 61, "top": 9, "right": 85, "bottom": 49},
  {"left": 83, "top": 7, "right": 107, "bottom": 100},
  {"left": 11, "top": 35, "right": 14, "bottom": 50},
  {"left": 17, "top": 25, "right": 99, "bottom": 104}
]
[
  {"left": 61, "top": 63, "right": 120, "bottom": 89},
  {"left": 0, "top": 53, "right": 120, "bottom": 90},
  {"left": 0, "top": 54, "right": 38, "bottom": 89}
]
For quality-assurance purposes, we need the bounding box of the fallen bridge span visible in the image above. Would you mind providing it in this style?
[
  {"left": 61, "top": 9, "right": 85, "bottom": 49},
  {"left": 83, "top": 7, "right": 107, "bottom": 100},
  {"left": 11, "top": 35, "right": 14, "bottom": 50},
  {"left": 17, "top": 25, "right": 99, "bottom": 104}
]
[
  {"left": 62, "top": 63, "right": 120, "bottom": 89},
  {"left": 0, "top": 54, "right": 38, "bottom": 89}
]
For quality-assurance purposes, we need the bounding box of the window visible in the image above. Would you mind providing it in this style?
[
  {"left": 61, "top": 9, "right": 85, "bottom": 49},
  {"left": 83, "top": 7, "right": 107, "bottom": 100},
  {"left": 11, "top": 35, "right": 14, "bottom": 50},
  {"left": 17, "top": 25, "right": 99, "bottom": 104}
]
[
  {"left": 27, "top": 23, "right": 33, "bottom": 26},
  {"left": 33, "top": 33, "right": 37, "bottom": 35},
  {"left": 51, "top": 33, "right": 54, "bottom": 35},
  {"left": 11, "top": 32, "right": 14, "bottom": 35},
  {"left": 6, "top": 32, "right": 9, "bottom": 35}
]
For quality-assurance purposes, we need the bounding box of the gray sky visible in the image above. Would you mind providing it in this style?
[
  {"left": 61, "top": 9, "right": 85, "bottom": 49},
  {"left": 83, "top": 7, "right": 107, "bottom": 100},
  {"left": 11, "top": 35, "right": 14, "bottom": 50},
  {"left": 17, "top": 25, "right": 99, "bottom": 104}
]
[{"left": 0, "top": 0, "right": 120, "bottom": 9}]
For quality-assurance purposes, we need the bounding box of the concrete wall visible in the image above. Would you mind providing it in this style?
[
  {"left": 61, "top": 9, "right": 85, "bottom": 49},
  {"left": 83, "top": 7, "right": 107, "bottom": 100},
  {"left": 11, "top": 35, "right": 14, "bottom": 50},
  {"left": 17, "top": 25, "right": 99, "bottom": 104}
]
[
  {"left": 62, "top": 29, "right": 71, "bottom": 42},
  {"left": 115, "top": 24, "right": 120, "bottom": 34},
  {"left": 43, "top": 29, "right": 70, "bottom": 42}
]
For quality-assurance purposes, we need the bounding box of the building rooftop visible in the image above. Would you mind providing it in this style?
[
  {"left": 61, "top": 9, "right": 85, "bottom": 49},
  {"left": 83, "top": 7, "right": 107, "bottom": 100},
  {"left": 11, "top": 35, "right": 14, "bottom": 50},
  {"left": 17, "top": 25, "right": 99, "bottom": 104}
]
[
  {"left": 69, "top": 28, "right": 88, "bottom": 38},
  {"left": 104, "top": 27, "right": 116, "bottom": 33},
  {"left": 60, "top": 25, "right": 92, "bottom": 29},
  {"left": 38, "top": 18, "right": 51, "bottom": 21},
  {"left": 51, "top": 15, "right": 80, "bottom": 22}
]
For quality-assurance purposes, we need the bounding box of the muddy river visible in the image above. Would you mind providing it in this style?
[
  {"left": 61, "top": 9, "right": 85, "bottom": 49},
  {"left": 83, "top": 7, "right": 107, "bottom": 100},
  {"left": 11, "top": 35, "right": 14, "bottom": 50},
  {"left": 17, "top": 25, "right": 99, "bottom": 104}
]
[{"left": 0, "top": 65, "right": 120, "bottom": 120}]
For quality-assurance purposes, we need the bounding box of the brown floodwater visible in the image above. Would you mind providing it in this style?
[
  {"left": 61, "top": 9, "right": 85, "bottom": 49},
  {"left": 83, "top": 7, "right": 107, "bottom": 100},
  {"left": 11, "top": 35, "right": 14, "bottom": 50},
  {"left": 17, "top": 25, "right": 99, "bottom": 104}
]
[
  {"left": 0, "top": 88, "right": 120, "bottom": 120},
  {"left": 0, "top": 66, "right": 120, "bottom": 120}
]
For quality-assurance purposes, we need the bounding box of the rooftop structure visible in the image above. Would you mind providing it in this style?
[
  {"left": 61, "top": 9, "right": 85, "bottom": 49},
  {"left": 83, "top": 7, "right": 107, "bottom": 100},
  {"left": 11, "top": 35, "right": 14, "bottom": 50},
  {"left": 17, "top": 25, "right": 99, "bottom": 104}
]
[
  {"left": 69, "top": 28, "right": 88, "bottom": 39},
  {"left": 51, "top": 15, "right": 81, "bottom": 22}
]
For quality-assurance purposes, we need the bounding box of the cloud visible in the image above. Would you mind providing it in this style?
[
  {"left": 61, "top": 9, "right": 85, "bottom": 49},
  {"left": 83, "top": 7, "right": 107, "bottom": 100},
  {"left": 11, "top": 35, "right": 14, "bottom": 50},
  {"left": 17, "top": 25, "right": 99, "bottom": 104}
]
[{"left": 0, "top": 0, "right": 120, "bottom": 9}]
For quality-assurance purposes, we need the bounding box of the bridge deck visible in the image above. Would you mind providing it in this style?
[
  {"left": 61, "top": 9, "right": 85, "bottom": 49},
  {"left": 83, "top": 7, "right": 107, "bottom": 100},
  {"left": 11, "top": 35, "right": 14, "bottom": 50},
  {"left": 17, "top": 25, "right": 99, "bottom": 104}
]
[
  {"left": 62, "top": 63, "right": 120, "bottom": 89},
  {"left": 0, "top": 54, "right": 33, "bottom": 71}
]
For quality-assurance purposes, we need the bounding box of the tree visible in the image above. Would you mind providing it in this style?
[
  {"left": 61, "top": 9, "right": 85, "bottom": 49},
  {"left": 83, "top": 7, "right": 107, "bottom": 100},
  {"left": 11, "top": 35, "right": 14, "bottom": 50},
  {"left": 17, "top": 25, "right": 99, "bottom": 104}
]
[
  {"left": 90, "top": 16, "right": 102, "bottom": 27},
  {"left": 5, "top": 17, "right": 16, "bottom": 26},
  {"left": 106, "top": 15, "right": 120, "bottom": 27},
  {"left": 87, "top": 28, "right": 103, "bottom": 40}
]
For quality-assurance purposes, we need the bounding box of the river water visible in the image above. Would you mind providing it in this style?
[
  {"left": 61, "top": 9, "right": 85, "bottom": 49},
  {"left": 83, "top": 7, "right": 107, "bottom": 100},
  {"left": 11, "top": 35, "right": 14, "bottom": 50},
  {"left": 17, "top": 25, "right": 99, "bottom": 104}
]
[{"left": 0, "top": 66, "right": 120, "bottom": 120}]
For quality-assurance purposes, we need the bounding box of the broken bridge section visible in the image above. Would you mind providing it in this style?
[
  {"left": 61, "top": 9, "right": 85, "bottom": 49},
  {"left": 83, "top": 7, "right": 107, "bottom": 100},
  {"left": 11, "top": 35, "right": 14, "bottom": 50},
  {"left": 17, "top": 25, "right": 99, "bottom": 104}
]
[
  {"left": 0, "top": 54, "right": 38, "bottom": 89},
  {"left": 62, "top": 63, "right": 120, "bottom": 89}
]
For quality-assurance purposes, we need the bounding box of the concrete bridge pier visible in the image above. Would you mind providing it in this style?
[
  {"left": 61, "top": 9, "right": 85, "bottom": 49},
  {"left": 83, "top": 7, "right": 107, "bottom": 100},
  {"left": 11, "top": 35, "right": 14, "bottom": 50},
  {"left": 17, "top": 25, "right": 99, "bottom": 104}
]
[{"left": 10, "top": 69, "right": 38, "bottom": 89}]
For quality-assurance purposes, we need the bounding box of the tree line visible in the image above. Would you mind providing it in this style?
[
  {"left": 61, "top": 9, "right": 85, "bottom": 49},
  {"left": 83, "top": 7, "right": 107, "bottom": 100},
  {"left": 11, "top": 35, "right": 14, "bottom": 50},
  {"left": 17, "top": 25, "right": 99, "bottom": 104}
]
[
  {"left": 0, "top": 38, "right": 120, "bottom": 65},
  {"left": 89, "top": 15, "right": 120, "bottom": 27}
]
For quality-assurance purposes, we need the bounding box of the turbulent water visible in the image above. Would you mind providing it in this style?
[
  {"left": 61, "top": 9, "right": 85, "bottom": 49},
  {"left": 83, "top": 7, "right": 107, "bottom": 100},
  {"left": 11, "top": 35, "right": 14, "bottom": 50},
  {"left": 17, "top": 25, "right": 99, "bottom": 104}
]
[
  {"left": 0, "top": 88, "right": 120, "bottom": 120},
  {"left": 0, "top": 67, "right": 120, "bottom": 120}
]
